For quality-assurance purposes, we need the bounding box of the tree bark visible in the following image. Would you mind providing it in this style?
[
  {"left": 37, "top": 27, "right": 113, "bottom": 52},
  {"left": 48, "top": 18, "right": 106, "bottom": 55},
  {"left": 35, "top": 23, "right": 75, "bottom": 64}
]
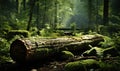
[
  {"left": 10, "top": 35, "right": 104, "bottom": 62},
  {"left": 88, "top": 0, "right": 92, "bottom": 25},
  {"left": 23, "top": 0, "right": 26, "bottom": 10},
  {"left": 27, "top": 0, "right": 36, "bottom": 31},
  {"left": 36, "top": 1, "right": 40, "bottom": 29},
  {"left": 54, "top": 0, "right": 57, "bottom": 29},
  {"left": 16, "top": 0, "right": 19, "bottom": 13}
]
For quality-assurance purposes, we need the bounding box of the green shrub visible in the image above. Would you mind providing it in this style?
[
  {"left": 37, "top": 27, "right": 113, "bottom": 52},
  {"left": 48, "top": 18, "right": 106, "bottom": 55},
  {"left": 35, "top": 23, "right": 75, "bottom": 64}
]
[
  {"left": 113, "top": 34, "right": 120, "bottom": 51},
  {"left": 70, "top": 23, "right": 76, "bottom": 35},
  {"left": 30, "top": 27, "right": 39, "bottom": 36},
  {"left": 0, "top": 38, "right": 9, "bottom": 56},
  {"left": 40, "top": 24, "right": 53, "bottom": 37},
  {"left": 0, "top": 37, "right": 12, "bottom": 63},
  {"left": 98, "top": 24, "right": 120, "bottom": 36},
  {"left": 99, "top": 60, "right": 120, "bottom": 71},
  {"left": 99, "top": 36, "right": 114, "bottom": 48}
]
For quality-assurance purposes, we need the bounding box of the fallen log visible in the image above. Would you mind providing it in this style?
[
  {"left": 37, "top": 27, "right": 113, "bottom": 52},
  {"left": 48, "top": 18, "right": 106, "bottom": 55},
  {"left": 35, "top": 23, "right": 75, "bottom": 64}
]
[{"left": 10, "top": 34, "right": 104, "bottom": 62}]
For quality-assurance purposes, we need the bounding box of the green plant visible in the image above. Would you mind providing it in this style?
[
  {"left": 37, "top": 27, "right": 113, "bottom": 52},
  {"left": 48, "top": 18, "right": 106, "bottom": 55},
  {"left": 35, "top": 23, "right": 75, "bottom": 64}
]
[
  {"left": 99, "top": 36, "right": 114, "bottom": 48},
  {"left": 61, "top": 51, "right": 74, "bottom": 60},
  {"left": 99, "top": 59, "right": 120, "bottom": 71},
  {"left": 40, "top": 24, "right": 60, "bottom": 37},
  {"left": 70, "top": 23, "right": 76, "bottom": 35},
  {"left": 30, "top": 27, "right": 39, "bottom": 36},
  {"left": 0, "top": 38, "right": 9, "bottom": 56},
  {"left": 40, "top": 24, "right": 53, "bottom": 37},
  {"left": 113, "top": 33, "right": 120, "bottom": 51}
]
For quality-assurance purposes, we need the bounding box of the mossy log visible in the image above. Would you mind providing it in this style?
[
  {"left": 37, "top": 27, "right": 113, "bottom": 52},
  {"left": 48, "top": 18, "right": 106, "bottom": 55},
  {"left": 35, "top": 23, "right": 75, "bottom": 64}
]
[{"left": 10, "top": 35, "right": 104, "bottom": 62}]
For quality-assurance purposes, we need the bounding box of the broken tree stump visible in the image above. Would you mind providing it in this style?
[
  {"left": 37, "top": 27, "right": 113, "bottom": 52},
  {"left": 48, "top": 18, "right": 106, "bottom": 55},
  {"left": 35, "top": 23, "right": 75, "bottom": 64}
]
[{"left": 10, "top": 35, "right": 104, "bottom": 63}]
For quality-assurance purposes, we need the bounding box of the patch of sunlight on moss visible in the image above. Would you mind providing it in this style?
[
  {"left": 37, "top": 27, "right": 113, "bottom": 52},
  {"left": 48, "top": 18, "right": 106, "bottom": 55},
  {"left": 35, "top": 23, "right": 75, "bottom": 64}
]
[{"left": 65, "top": 59, "right": 100, "bottom": 71}]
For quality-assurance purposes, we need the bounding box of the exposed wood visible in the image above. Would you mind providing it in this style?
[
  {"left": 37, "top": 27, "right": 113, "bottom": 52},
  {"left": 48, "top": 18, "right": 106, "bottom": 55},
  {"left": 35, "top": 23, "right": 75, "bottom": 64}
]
[{"left": 10, "top": 35, "right": 104, "bottom": 62}]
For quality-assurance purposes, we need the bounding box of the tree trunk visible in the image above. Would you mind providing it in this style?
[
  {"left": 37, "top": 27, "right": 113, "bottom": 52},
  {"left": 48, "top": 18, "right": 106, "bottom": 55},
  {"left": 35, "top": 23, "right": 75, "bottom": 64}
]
[
  {"left": 54, "top": 0, "right": 57, "bottom": 29},
  {"left": 16, "top": 0, "right": 19, "bottom": 13},
  {"left": 88, "top": 0, "right": 92, "bottom": 25},
  {"left": 10, "top": 35, "right": 104, "bottom": 63},
  {"left": 36, "top": 1, "right": 40, "bottom": 29},
  {"left": 103, "top": 0, "right": 109, "bottom": 25},
  {"left": 23, "top": 0, "right": 26, "bottom": 10},
  {"left": 27, "top": 0, "right": 36, "bottom": 31},
  {"left": 42, "top": 0, "right": 47, "bottom": 27}
]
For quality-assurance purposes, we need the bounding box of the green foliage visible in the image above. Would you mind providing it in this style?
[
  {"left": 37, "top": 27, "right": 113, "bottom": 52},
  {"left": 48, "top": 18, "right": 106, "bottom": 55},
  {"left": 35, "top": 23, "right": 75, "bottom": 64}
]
[
  {"left": 99, "top": 59, "right": 120, "bottom": 71},
  {"left": 40, "top": 24, "right": 53, "bottom": 37},
  {"left": 70, "top": 23, "right": 76, "bottom": 35},
  {"left": 0, "top": 37, "right": 12, "bottom": 63},
  {"left": 0, "top": 56, "right": 11, "bottom": 64},
  {"left": 99, "top": 36, "right": 114, "bottom": 48},
  {"left": 61, "top": 51, "right": 74, "bottom": 60},
  {"left": 30, "top": 27, "right": 39, "bottom": 36},
  {"left": 40, "top": 24, "right": 60, "bottom": 37},
  {"left": 82, "top": 47, "right": 97, "bottom": 57},
  {"left": 0, "top": 38, "right": 9, "bottom": 56},
  {"left": 113, "top": 33, "right": 120, "bottom": 51},
  {"left": 75, "top": 32, "right": 83, "bottom": 37},
  {"left": 98, "top": 24, "right": 120, "bottom": 36}
]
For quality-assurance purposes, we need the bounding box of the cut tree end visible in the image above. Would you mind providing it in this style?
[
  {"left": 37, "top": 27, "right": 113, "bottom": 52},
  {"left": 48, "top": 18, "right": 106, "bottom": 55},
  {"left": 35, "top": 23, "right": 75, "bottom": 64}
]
[{"left": 10, "top": 39, "right": 27, "bottom": 62}]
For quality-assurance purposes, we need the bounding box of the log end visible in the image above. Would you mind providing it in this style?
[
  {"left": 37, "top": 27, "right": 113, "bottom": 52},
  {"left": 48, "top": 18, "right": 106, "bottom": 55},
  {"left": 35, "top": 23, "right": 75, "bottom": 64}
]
[{"left": 10, "top": 39, "right": 27, "bottom": 62}]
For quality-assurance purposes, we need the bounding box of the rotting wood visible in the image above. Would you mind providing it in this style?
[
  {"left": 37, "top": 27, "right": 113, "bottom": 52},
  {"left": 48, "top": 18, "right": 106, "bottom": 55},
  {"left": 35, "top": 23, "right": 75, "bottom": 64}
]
[{"left": 10, "top": 34, "right": 104, "bottom": 62}]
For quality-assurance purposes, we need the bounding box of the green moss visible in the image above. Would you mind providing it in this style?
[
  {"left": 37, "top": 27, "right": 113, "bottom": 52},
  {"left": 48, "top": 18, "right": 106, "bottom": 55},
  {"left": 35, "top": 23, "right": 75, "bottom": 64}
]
[
  {"left": 99, "top": 61, "right": 120, "bottom": 71},
  {"left": 6, "top": 30, "right": 30, "bottom": 40},
  {"left": 65, "top": 59, "right": 100, "bottom": 71},
  {"left": 35, "top": 48, "right": 54, "bottom": 58}
]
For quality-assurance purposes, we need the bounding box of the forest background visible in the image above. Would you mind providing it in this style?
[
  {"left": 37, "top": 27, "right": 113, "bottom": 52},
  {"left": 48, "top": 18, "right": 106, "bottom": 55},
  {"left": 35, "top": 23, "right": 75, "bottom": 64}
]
[{"left": 0, "top": 0, "right": 120, "bottom": 64}]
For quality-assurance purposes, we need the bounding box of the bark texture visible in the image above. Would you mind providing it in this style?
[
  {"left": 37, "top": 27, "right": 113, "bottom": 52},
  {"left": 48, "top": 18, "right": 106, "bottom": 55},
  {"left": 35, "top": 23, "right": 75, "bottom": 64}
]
[{"left": 10, "top": 35, "right": 104, "bottom": 62}]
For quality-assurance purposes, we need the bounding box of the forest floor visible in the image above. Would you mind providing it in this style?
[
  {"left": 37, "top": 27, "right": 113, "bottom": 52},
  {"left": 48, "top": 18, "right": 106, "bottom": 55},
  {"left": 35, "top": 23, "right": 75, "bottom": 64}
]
[{"left": 0, "top": 35, "right": 120, "bottom": 71}]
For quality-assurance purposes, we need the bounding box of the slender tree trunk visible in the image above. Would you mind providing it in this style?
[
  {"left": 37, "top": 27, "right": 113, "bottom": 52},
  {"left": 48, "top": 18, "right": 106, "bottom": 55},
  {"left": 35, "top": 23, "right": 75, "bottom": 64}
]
[
  {"left": 23, "top": 0, "right": 26, "bottom": 10},
  {"left": 88, "top": 0, "right": 92, "bottom": 25},
  {"left": 95, "top": 0, "right": 99, "bottom": 33},
  {"left": 36, "top": 1, "right": 40, "bottom": 29},
  {"left": 16, "top": 0, "right": 21, "bottom": 13},
  {"left": 43, "top": 0, "right": 47, "bottom": 27},
  {"left": 16, "top": 0, "right": 19, "bottom": 13},
  {"left": 27, "top": 0, "right": 36, "bottom": 31},
  {"left": 103, "top": 0, "right": 109, "bottom": 25},
  {"left": 54, "top": 0, "right": 57, "bottom": 29}
]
